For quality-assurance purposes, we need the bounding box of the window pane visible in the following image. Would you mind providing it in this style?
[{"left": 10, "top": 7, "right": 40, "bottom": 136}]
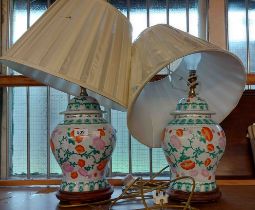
[
  {"left": 130, "top": 0, "right": 147, "bottom": 39},
  {"left": 12, "top": 0, "right": 27, "bottom": 44},
  {"left": 189, "top": 0, "right": 199, "bottom": 36},
  {"left": 10, "top": 87, "right": 27, "bottom": 176},
  {"left": 150, "top": 0, "right": 167, "bottom": 26},
  {"left": 152, "top": 148, "right": 168, "bottom": 175},
  {"left": 30, "top": 0, "right": 47, "bottom": 26},
  {"left": 249, "top": 0, "right": 255, "bottom": 73},
  {"left": 50, "top": 88, "right": 68, "bottom": 175},
  {"left": 108, "top": 0, "right": 128, "bottom": 17},
  {"left": 30, "top": 87, "right": 47, "bottom": 176},
  {"left": 228, "top": 0, "right": 247, "bottom": 70},
  {"left": 169, "top": 0, "right": 187, "bottom": 31},
  {"left": 111, "top": 110, "right": 129, "bottom": 175},
  {"left": 131, "top": 137, "right": 150, "bottom": 175}
]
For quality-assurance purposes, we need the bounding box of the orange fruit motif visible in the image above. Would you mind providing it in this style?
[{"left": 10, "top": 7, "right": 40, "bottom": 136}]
[
  {"left": 180, "top": 160, "right": 196, "bottom": 170},
  {"left": 98, "top": 129, "right": 106, "bottom": 137},
  {"left": 97, "top": 159, "right": 108, "bottom": 171},
  {"left": 75, "top": 145, "right": 85, "bottom": 154},
  {"left": 201, "top": 127, "right": 213, "bottom": 141},
  {"left": 75, "top": 136, "right": 84, "bottom": 143},
  {"left": 77, "top": 159, "right": 85, "bottom": 167},
  {"left": 70, "top": 129, "right": 84, "bottom": 143},
  {"left": 207, "top": 144, "right": 215, "bottom": 152},
  {"left": 71, "top": 171, "right": 78, "bottom": 179},
  {"left": 176, "top": 129, "right": 183, "bottom": 137},
  {"left": 204, "top": 158, "right": 212, "bottom": 167}
]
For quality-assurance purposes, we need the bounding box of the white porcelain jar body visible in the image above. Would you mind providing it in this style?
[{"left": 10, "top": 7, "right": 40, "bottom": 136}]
[
  {"left": 50, "top": 96, "right": 116, "bottom": 192},
  {"left": 161, "top": 97, "right": 226, "bottom": 193}
]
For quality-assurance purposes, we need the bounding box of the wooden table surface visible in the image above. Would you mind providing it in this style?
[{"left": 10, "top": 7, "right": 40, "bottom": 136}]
[{"left": 0, "top": 185, "right": 254, "bottom": 210}]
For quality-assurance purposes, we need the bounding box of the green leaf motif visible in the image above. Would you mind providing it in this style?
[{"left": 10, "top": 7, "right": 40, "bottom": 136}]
[
  {"left": 199, "top": 136, "right": 206, "bottom": 143},
  {"left": 69, "top": 162, "right": 76, "bottom": 167},
  {"left": 196, "top": 160, "right": 204, "bottom": 166},
  {"left": 179, "top": 154, "right": 190, "bottom": 162},
  {"left": 68, "top": 138, "right": 75, "bottom": 145},
  {"left": 84, "top": 165, "right": 94, "bottom": 171}
]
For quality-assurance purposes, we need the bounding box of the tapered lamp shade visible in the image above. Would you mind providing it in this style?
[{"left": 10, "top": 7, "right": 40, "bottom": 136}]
[
  {"left": 0, "top": 0, "right": 132, "bottom": 110},
  {"left": 127, "top": 24, "right": 246, "bottom": 148}
]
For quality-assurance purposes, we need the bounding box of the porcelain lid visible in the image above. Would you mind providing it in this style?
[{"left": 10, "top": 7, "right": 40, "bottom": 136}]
[
  {"left": 171, "top": 96, "right": 215, "bottom": 115},
  {"left": 61, "top": 96, "right": 104, "bottom": 114}
]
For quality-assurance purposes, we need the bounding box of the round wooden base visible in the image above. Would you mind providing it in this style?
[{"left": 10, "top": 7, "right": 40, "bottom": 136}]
[
  {"left": 56, "top": 186, "right": 113, "bottom": 204},
  {"left": 167, "top": 187, "right": 221, "bottom": 203}
]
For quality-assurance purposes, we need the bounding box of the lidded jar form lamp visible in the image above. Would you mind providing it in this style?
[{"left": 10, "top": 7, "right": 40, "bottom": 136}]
[
  {"left": 161, "top": 56, "right": 226, "bottom": 201},
  {"left": 51, "top": 88, "right": 116, "bottom": 202}
]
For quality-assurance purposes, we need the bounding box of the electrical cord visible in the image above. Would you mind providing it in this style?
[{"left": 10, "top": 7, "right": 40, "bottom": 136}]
[{"left": 58, "top": 165, "right": 199, "bottom": 210}]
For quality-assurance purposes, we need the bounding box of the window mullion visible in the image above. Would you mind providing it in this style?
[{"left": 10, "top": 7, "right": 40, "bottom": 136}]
[
  {"left": 186, "top": 0, "right": 190, "bottom": 32},
  {"left": 245, "top": 0, "right": 250, "bottom": 74},
  {"left": 26, "top": 0, "right": 31, "bottom": 180}
]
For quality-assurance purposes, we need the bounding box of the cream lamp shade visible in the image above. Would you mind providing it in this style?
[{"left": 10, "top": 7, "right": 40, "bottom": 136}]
[
  {"left": 127, "top": 24, "right": 246, "bottom": 148},
  {"left": 0, "top": 0, "right": 132, "bottom": 111}
]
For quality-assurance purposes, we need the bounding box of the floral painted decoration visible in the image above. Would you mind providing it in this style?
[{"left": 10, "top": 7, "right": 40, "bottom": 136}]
[
  {"left": 162, "top": 96, "right": 226, "bottom": 193},
  {"left": 51, "top": 96, "right": 116, "bottom": 192}
]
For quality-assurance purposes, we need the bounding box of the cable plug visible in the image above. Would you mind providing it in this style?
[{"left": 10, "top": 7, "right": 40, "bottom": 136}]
[
  {"left": 153, "top": 190, "right": 169, "bottom": 205},
  {"left": 122, "top": 174, "right": 136, "bottom": 188}
]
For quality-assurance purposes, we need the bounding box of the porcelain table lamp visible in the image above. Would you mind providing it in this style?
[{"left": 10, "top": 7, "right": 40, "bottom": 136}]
[
  {"left": 127, "top": 25, "right": 246, "bottom": 202},
  {"left": 50, "top": 88, "right": 117, "bottom": 203},
  {"left": 0, "top": 0, "right": 132, "bottom": 204},
  {"left": 161, "top": 69, "right": 226, "bottom": 201}
]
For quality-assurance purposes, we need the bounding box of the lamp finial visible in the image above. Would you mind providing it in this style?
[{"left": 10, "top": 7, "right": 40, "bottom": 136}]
[
  {"left": 188, "top": 70, "right": 198, "bottom": 98},
  {"left": 80, "top": 87, "right": 88, "bottom": 96}
]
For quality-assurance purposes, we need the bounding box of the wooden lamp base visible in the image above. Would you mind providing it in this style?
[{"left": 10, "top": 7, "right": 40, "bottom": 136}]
[
  {"left": 56, "top": 186, "right": 113, "bottom": 204},
  {"left": 167, "top": 187, "right": 221, "bottom": 203}
]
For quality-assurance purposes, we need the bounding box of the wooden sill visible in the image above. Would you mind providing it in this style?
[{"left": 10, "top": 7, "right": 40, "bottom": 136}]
[
  {"left": 1, "top": 179, "right": 255, "bottom": 187},
  {"left": 0, "top": 75, "right": 45, "bottom": 86},
  {"left": 0, "top": 74, "right": 255, "bottom": 87}
]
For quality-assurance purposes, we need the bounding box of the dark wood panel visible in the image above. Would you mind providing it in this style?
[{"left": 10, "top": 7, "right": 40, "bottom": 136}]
[
  {"left": 0, "top": 75, "right": 45, "bottom": 86},
  {"left": 218, "top": 90, "right": 255, "bottom": 177}
]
